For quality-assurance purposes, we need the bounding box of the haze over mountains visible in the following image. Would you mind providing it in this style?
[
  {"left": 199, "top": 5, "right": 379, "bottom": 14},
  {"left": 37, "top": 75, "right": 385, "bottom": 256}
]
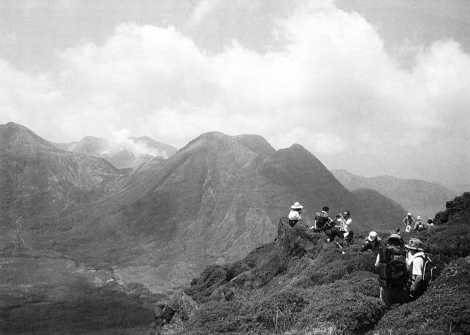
[
  {"left": 56, "top": 135, "right": 177, "bottom": 169},
  {"left": 333, "top": 169, "right": 457, "bottom": 219},
  {"left": 1, "top": 122, "right": 406, "bottom": 292}
]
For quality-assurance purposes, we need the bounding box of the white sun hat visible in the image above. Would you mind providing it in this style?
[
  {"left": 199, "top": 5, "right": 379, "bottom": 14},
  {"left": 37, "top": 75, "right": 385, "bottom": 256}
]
[
  {"left": 290, "top": 202, "right": 304, "bottom": 210},
  {"left": 367, "top": 231, "right": 377, "bottom": 241}
]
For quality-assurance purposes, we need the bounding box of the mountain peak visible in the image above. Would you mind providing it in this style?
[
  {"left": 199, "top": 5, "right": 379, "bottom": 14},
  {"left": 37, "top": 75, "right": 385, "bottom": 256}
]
[
  {"left": 182, "top": 132, "right": 276, "bottom": 159},
  {"left": 287, "top": 143, "right": 309, "bottom": 152},
  {"left": 0, "top": 122, "right": 55, "bottom": 152},
  {"left": 235, "top": 134, "right": 275, "bottom": 156}
]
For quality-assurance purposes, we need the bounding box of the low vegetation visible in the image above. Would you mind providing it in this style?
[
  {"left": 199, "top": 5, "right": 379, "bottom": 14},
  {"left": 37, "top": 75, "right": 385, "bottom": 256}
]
[{"left": 160, "top": 193, "right": 470, "bottom": 335}]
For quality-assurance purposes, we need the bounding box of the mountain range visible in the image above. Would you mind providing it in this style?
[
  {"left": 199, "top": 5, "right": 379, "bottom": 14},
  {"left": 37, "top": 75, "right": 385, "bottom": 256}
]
[
  {"left": 0, "top": 122, "right": 406, "bottom": 293},
  {"left": 0, "top": 122, "right": 128, "bottom": 249},
  {"left": 56, "top": 135, "right": 177, "bottom": 169},
  {"left": 333, "top": 169, "right": 456, "bottom": 219}
]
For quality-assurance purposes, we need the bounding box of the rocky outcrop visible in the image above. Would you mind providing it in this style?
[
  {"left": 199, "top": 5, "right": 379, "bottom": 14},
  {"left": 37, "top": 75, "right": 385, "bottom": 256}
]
[{"left": 435, "top": 192, "right": 470, "bottom": 225}]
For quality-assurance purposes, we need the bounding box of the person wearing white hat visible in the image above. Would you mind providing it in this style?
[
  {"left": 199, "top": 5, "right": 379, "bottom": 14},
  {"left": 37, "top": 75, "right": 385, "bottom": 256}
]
[
  {"left": 361, "top": 231, "right": 381, "bottom": 252},
  {"left": 414, "top": 216, "right": 425, "bottom": 231},
  {"left": 405, "top": 238, "right": 426, "bottom": 299},
  {"left": 288, "top": 202, "right": 303, "bottom": 227}
]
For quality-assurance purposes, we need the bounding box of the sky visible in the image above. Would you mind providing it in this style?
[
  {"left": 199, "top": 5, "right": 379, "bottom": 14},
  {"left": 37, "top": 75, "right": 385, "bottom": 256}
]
[{"left": 1, "top": 0, "right": 469, "bottom": 187}]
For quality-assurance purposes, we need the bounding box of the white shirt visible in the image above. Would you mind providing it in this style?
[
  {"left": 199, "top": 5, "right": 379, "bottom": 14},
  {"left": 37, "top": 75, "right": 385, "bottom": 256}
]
[
  {"left": 407, "top": 251, "right": 425, "bottom": 276},
  {"left": 288, "top": 210, "right": 301, "bottom": 221}
]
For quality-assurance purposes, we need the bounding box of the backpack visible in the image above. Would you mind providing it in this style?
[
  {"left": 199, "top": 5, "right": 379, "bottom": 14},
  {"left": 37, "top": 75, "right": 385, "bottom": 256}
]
[
  {"left": 416, "top": 254, "right": 437, "bottom": 289},
  {"left": 377, "top": 243, "right": 408, "bottom": 288},
  {"left": 315, "top": 212, "right": 331, "bottom": 230}
]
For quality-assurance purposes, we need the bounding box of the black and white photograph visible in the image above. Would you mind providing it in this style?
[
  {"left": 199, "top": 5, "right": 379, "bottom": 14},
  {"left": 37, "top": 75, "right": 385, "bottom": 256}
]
[{"left": 1, "top": 1, "right": 469, "bottom": 334}]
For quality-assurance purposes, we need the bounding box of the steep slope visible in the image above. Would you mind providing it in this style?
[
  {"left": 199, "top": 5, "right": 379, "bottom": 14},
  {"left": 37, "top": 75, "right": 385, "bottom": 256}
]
[
  {"left": 333, "top": 169, "right": 456, "bottom": 218},
  {"left": 58, "top": 135, "right": 177, "bottom": 169},
  {"left": 154, "top": 193, "right": 470, "bottom": 335},
  {"left": 0, "top": 122, "right": 125, "bottom": 251},
  {"left": 52, "top": 132, "right": 404, "bottom": 292},
  {"left": 373, "top": 192, "right": 470, "bottom": 335}
]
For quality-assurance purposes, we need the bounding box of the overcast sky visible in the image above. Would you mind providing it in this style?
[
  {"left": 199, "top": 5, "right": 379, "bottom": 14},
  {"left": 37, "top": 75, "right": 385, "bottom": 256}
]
[{"left": 1, "top": 0, "right": 469, "bottom": 187}]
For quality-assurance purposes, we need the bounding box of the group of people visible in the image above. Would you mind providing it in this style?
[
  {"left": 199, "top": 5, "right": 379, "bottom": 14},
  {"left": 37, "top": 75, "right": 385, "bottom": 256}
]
[
  {"left": 373, "top": 234, "right": 433, "bottom": 306},
  {"left": 361, "top": 229, "right": 435, "bottom": 306},
  {"left": 402, "top": 212, "right": 434, "bottom": 233},
  {"left": 288, "top": 202, "right": 353, "bottom": 245},
  {"left": 287, "top": 201, "right": 435, "bottom": 307}
]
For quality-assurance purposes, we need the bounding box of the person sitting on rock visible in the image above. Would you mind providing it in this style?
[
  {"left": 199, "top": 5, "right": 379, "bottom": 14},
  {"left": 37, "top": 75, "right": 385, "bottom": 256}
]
[
  {"left": 288, "top": 202, "right": 303, "bottom": 227},
  {"left": 313, "top": 206, "right": 333, "bottom": 231},
  {"left": 326, "top": 213, "right": 345, "bottom": 242},
  {"left": 414, "top": 216, "right": 425, "bottom": 231},
  {"left": 426, "top": 218, "right": 435, "bottom": 228},
  {"left": 361, "top": 231, "right": 381, "bottom": 252},
  {"left": 405, "top": 238, "right": 427, "bottom": 300},
  {"left": 341, "top": 210, "right": 353, "bottom": 243}
]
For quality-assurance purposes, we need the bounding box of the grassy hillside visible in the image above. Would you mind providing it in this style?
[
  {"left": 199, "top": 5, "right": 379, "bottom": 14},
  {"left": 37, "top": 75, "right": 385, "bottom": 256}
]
[{"left": 157, "top": 193, "right": 470, "bottom": 335}]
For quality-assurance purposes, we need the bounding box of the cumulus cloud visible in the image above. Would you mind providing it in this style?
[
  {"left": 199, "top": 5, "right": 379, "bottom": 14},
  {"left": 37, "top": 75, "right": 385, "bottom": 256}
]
[{"left": 0, "top": 0, "right": 469, "bottom": 185}]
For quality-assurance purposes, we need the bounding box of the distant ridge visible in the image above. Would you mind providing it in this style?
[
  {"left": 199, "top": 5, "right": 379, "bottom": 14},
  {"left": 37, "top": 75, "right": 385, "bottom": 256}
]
[{"left": 333, "top": 169, "right": 456, "bottom": 218}]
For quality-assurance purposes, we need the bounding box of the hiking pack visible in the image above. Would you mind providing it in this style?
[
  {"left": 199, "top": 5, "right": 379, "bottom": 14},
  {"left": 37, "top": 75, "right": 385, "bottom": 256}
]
[
  {"left": 315, "top": 212, "right": 331, "bottom": 231},
  {"left": 415, "top": 253, "right": 437, "bottom": 289},
  {"left": 377, "top": 243, "right": 408, "bottom": 288}
]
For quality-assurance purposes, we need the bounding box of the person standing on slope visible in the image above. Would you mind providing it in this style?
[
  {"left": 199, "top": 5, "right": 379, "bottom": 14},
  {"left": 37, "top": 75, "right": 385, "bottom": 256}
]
[
  {"left": 341, "top": 210, "right": 353, "bottom": 243},
  {"left": 414, "top": 216, "right": 425, "bottom": 231},
  {"left": 405, "top": 238, "right": 427, "bottom": 300},
  {"left": 402, "top": 213, "right": 415, "bottom": 233},
  {"left": 375, "top": 234, "right": 409, "bottom": 306},
  {"left": 288, "top": 202, "right": 303, "bottom": 227}
]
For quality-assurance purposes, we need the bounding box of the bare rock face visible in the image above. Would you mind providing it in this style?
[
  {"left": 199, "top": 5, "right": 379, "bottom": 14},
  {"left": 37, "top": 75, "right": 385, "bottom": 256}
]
[{"left": 276, "top": 217, "right": 323, "bottom": 259}]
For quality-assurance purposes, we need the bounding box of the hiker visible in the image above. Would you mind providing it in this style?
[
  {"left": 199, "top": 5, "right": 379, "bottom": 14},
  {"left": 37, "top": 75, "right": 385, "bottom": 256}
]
[
  {"left": 361, "top": 231, "right": 381, "bottom": 252},
  {"left": 288, "top": 202, "right": 303, "bottom": 227},
  {"left": 402, "top": 213, "right": 415, "bottom": 233},
  {"left": 326, "top": 213, "right": 345, "bottom": 242},
  {"left": 375, "top": 234, "right": 409, "bottom": 306},
  {"left": 405, "top": 238, "right": 428, "bottom": 300},
  {"left": 341, "top": 210, "right": 353, "bottom": 243},
  {"left": 313, "top": 206, "right": 333, "bottom": 231},
  {"left": 414, "top": 216, "right": 425, "bottom": 231},
  {"left": 426, "top": 218, "right": 434, "bottom": 228}
]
